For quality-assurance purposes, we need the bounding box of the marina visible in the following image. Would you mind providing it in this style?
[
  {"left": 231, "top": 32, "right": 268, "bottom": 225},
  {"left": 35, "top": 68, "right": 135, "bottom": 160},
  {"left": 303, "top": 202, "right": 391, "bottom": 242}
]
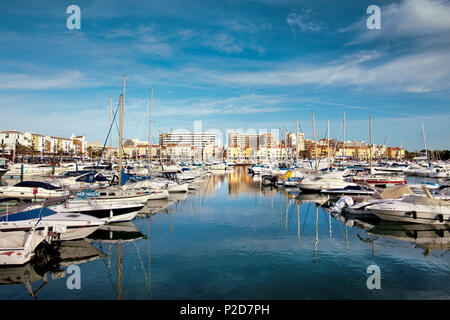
[
  {"left": 0, "top": 165, "right": 448, "bottom": 299},
  {"left": 1, "top": 0, "right": 450, "bottom": 304}
]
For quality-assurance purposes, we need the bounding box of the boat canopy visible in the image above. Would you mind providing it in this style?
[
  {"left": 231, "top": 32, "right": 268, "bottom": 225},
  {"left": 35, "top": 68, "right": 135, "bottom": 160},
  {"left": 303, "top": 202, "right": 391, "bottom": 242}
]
[
  {"left": 380, "top": 185, "right": 413, "bottom": 199},
  {"left": 75, "top": 172, "right": 109, "bottom": 183},
  {"left": 14, "top": 181, "right": 60, "bottom": 190},
  {"left": 0, "top": 207, "right": 56, "bottom": 222}
]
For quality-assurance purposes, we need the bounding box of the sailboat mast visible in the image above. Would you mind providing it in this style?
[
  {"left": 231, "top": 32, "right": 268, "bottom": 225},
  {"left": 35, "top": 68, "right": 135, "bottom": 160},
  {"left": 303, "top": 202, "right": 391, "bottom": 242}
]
[
  {"left": 312, "top": 111, "right": 318, "bottom": 174},
  {"left": 118, "top": 95, "right": 124, "bottom": 188},
  {"left": 109, "top": 96, "right": 113, "bottom": 162},
  {"left": 148, "top": 88, "right": 153, "bottom": 177},
  {"left": 422, "top": 121, "right": 428, "bottom": 161},
  {"left": 327, "top": 120, "right": 330, "bottom": 163},
  {"left": 369, "top": 116, "right": 373, "bottom": 173},
  {"left": 118, "top": 75, "right": 126, "bottom": 189},
  {"left": 343, "top": 112, "right": 346, "bottom": 162},
  {"left": 296, "top": 118, "right": 299, "bottom": 165}
]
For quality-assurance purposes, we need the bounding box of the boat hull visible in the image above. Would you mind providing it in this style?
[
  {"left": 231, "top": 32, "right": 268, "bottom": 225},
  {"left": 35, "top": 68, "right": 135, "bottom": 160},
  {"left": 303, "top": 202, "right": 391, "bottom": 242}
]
[{"left": 370, "top": 208, "right": 450, "bottom": 225}]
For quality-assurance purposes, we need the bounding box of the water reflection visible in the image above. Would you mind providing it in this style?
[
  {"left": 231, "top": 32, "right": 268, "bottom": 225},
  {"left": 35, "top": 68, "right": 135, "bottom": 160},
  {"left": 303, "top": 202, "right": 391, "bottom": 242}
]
[{"left": 0, "top": 239, "right": 104, "bottom": 299}]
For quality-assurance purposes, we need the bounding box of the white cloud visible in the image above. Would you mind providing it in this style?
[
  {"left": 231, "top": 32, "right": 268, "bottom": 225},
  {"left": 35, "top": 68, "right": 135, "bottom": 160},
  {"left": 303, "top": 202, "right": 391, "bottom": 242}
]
[
  {"left": 342, "top": 0, "right": 450, "bottom": 45},
  {"left": 0, "top": 70, "right": 86, "bottom": 90},
  {"left": 286, "top": 11, "right": 322, "bottom": 36},
  {"left": 200, "top": 50, "right": 450, "bottom": 93}
]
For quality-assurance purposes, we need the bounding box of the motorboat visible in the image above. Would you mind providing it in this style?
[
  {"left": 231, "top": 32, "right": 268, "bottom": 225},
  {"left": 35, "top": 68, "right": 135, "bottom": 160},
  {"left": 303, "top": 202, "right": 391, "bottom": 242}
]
[
  {"left": 322, "top": 185, "right": 376, "bottom": 196},
  {"left": 366, "top": 194, "right": 450, "bottom": 225},
  {"left": 0, "top": 228, "right": 48, "bottom": 265},
  {"left": 298, "top": 170, "right": 356, "bottom": 192},
  {"left": 0, "top": 206, "right": 104, "bottom": 241},
  {"left": 351, "top": 174, "right": 407, "bottom": 188},
  {"left": 331, "top": 185, "right": 414, "bottom": 220},
  {"left": 149, "top": 178, "right": 189, "bottom": 193},
  {"left": 3, "top": 164, "right": 53, "bottom": 178},
  {"left": 52, "top": 199, "right": 144, "bottom": 223},
  {"left": 0, "top": 181, "right": 69, "bottom": 201}
]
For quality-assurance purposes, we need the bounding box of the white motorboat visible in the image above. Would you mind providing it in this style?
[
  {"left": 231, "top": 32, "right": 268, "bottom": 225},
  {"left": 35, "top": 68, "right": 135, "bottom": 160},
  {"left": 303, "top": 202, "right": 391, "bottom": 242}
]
[
  {"left": 367, "top": 194, "right": 450, "bottom": 225},
  {"left": 4, "top": 164, "right": 53, "bottom": 178},
  {"left": 322, "top": 185, "right": 376, "bottom": 196},
  {"left": 147, "top": 178, "right": 189, "bottom": 193},
  {"left": 0, "top": 181, "right": 69, "bottom": 201},
  {"left": 0, "top": 206, "right": 105, "bottom": 241},
  {"left": 298, "top": 170, "right": 356, "bottom": 192},
  {"left": 0, "top": 228, "right": 48, "bottom": 265},
  {"left": 52, "top": 199, "right": 144, "bottom": 223}
]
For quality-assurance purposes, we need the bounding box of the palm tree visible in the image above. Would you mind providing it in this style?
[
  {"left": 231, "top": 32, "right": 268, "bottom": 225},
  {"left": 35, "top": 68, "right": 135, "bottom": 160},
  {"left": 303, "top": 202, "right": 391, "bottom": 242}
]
[
  {"left": 87, "top": 146, "right": 93, "bottom": 160},
  {"left": 30, "top": 143, "right": 36, "bottom": 164},
  {"left": 0, "top": 143, "right": 5, "bottom": 158},
  {"left": 58, "top": 148, "right": 64, "bottom": 163},
  {"left": 15, "top": 143, "right": 26, "bottom": 163},
  {"left": 69, "top": 148, "right": 75, "bottom": 162}
]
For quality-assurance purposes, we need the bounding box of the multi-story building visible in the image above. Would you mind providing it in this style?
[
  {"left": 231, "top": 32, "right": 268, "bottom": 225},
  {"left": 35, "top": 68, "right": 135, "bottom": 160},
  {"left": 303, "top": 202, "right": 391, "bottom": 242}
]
[
  {"left": 71, "top": 134, "right": 87, "bottom": 156},
  {"left": 159, "top": 131, "right": 217, "bottom": 148},
  {"left": 0, "top": 130, "right": 31, "bottom": 151}
]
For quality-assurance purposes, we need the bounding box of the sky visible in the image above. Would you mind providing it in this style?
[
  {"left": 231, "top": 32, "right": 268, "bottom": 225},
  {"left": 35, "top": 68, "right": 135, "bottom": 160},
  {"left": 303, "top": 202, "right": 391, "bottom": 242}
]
[{"left": 0, "top": 0, "right": 449, "bottom": 151}]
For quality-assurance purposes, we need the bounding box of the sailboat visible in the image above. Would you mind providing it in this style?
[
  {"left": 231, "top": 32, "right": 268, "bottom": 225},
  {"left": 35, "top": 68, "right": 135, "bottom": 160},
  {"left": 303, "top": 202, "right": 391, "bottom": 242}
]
[{"left": 351, "top": 117, "right": 407, "bottom": 187}]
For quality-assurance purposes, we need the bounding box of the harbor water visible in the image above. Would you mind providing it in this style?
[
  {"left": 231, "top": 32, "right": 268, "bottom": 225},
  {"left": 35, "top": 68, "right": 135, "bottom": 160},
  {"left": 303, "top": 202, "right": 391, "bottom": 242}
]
[{"left": 0, "top": 167, "right": 449, "bottom": 299}]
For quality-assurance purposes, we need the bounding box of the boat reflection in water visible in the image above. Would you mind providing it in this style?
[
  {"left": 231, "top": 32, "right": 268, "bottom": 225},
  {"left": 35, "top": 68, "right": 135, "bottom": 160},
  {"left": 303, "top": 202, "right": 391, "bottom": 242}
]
[
  {"left": 0, "top": 239, "right": 104, "bottom": 299},
  {"left": 86, "top": 222, "right": 146, "bottom": 243},
  {"left": 86, "top": 220, "right": 150, "bottom": 300},
  {"left": 368, "top": 222, "right": 450, "bottom": 255}
]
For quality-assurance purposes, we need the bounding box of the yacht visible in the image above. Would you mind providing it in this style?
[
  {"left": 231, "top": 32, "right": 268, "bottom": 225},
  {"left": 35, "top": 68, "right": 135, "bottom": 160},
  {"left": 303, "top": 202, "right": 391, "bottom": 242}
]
[
  {"left": 366, "top": 194, "right": 450, "bottom": 225},
  {"left": 0, "top": 206, "right": 105, "bottom": 241},
  {"left": 351, "top": 174, "right": 407, "bottom": 188},
  {"left": 51, "top": 200, "right": 144, "bottom": 223},
  {"left": 0, "top": 228, "right": 48, "bottom": 265},
  {"left": 322, "top": 185, "right": 376, "bottom": 196},
  {"left": 298, "top": 170, "right": 356, "bottom": 192}
]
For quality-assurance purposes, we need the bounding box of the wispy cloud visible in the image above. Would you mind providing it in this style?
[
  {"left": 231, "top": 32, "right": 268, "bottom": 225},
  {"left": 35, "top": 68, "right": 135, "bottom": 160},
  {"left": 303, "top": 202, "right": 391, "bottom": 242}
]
[
  {"left": 199, "top": 50, "right": 450, "bottom": 93},
  {"left": 286, "top": 10, "right": 322, "bottom": 36},
  {"left": 341, "top": 0, "right": 450, "bottom": 46},
  {"left": 0, "top": 70, "right": 86, "bottom": 90}
]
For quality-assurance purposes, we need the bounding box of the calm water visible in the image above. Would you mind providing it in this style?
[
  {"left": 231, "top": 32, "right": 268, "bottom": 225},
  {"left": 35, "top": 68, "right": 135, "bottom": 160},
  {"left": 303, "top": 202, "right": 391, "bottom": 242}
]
[{"left": 0, "top": 167, "right": 449, "bottom": 300}]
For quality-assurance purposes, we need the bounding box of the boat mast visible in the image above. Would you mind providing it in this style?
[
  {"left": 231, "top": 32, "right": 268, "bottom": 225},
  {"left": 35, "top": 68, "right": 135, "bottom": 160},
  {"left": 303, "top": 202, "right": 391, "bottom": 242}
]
[
  {"left": 327, "top": 120, "right": 330, "bottom": 165},
  {"left": 296, "top": 118, "right": 299, "bottom": 165},
  {"left": 118, "top": 75, "right": 126, "bottom": 189},
  {"left": 421, "top": 121, "right": 428, "bottom": 161},
  {"left": 109, "top": 96, "right": 113, "bottom": 163},
  {"left": 369, "top": 116, "right": 373, "bottom": 174},
  {"left": 343, "top": 112, "right": 346, "bottom": 163},
  {"left": 312, "top": 111, "right": 318, "bottom": 174},
  {"left": 148, "top": 88, "right": 153, "bottom": 177}
]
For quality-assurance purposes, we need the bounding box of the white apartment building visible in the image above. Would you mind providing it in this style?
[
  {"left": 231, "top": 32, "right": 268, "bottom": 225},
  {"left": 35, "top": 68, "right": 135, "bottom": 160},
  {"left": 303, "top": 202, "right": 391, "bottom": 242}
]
[
  {"left": 286, "top": 132, "right": 305, "bottom": 151},
  {"left": 159, "top": 131, "right": 217, "bottom": 148},
  {"left": 0, "top": 130, "right": 32, "bottom": 151}
]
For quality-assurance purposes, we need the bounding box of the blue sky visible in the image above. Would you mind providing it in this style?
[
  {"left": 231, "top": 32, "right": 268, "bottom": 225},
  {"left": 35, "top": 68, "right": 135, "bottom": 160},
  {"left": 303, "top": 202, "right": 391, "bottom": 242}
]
[{"left": 1, "top": 0, "right": 449, "bottom": 150}]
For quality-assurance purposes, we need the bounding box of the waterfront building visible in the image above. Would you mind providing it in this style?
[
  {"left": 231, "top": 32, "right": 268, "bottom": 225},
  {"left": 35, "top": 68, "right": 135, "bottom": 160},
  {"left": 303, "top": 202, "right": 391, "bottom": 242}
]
[{"left": 159, "top": 131, "right": 217, "bottom": 148}]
